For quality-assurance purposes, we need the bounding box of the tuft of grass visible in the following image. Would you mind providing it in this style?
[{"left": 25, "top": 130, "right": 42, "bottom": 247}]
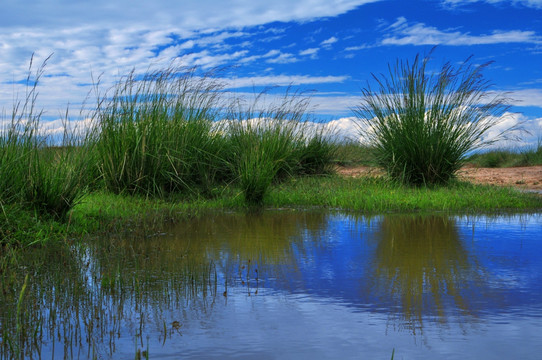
[
  {"left": 225, "top": 90, "right": 334, "bottom": 205},
  {"left": 354, "top": 49, "right": 513, "bottom": 186},
  {"left": 92, "top": 65, "right": 225, "bottom": 197},
  {"left": 1, "top": 55, "right": 92, "bottom": 219}
]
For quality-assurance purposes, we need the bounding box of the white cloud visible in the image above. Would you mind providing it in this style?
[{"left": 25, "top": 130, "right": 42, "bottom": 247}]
[
  {"left": 0, "top": 1, "right": 380, "bottom": 114},
  {"left": 0, "top": 1, "right": 381, "bottom": 31},
  {"left": 321, "top": 36, "right": 339, "bottom": 46},
  {"left": 266, "top": 52, "right": 299, "bottom": 64},
  {"left": 442, "top": 0, "right": 542, "bottom": 9},
  {"left": 223, "top": 75, "right": 348, "bottom": 88},
  {"left": 299, "top": 48, "right": 320, "bottom": 57},
  {"left": 345, "top": 44, "right": 373, "bottom": 51},
  {"left": 382, "top": 17, "right": 542, "bottom": 46},
  {"left": 507, "top": 89, "right": 542, "bottom": 108},
  {"left": 480, "top": 112, "right": 542, "bottom": 149}
]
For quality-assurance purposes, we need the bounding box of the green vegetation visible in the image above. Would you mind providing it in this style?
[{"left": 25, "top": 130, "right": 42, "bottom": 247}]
[
  {"left": 466, "top": 142, "right": 542, "bottom": 168},
  {"left": 226, "top": 90, "right": 334, "bottom": 204},
  {"left": 94, "top": 66, "right": 227, "bottom": 197},
  {"left": 0, "top": 56, "right": 93, "bottom": 219},
  {"left": 1, "top": 54, "right": 541, "bottom": 250},
  {"left": 354, "top": 50, "right": 512, "bottom": 186},
  {"left": 269, "top": 176, "right": 541, "bottom": 213},
  {"left": 2, "top": 176, "right": 540, "bottom": 250},
  {"left": 333, "top": 141, "right": 377, "bottom": 167}
]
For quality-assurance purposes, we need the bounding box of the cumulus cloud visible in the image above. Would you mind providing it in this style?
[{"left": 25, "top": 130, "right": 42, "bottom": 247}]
[
  {"left": 382, "top": 17, "right": 542, "bottom": 46},
  {"left": 480, "top": 112, "right": 542, "bottom": 149}
]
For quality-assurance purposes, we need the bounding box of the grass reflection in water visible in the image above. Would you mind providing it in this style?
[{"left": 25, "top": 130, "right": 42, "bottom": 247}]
[
  {"left": 371, "top": 215, "right": 486, "bottom": 334},
  {"left": 1, "top": 211, "right": 539, "bottom": 359}
]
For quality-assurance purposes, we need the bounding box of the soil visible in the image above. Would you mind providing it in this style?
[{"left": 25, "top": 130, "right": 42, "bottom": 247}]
[{"left": 336, "top": 165, "right": 542, "bottom": 191}]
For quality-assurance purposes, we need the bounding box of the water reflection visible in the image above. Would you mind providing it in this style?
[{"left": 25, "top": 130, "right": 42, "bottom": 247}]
[
  {"left": 1, "top": 211, "right": 541, "bottom": 359},
  {"left": 369, "top": 215, "right": 485, "bottom": 333}
]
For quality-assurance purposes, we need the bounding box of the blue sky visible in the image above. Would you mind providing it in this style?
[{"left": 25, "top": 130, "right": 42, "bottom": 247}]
[{"left": 1, "top": 0, "right": 541, "bottom": 145}]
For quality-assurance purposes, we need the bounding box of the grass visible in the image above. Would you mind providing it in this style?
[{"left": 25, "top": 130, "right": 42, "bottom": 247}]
[
  {"left": 0, "top": 55, "right": 540, "bottom": 250},
  {"left": 333, "top": 141, "right": 377, "bottom": 167},
  {"left": 1, "top": 55, "right": 93, "bottom": 219},
  {"left": 269, "top": 175, "right": 542, "bottom": 213},
  {"left": 354, "top": 49, "right": 513, "bottom": 186},
  {"left": 1, "top": 176, "right": 540, "bottom": 249},
  {"left": 466, "top": 142, "right": 542, "bottom": 168},
  {"left": 225, "top": 89, "right": 335, "bottom": 204},
  {"left": 93, "top": 65, "right": 226, "bottom": 197}
]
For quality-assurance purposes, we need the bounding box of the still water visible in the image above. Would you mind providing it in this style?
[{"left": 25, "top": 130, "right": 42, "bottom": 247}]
[{"left": 1, "top": 211, "right": 541, "bottom": 359}]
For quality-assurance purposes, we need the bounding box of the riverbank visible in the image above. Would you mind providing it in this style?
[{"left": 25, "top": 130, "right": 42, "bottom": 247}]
[{"left": 2, "top": 172, "right": 541, "bottom": 251}]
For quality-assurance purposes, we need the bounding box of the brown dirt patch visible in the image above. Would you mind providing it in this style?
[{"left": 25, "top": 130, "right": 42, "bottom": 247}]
[{"left": 336, "top": 165, "right": 542, "bottom": 191}]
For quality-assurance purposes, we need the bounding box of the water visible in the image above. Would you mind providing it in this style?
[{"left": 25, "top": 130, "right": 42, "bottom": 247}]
[{"left": 1, "top": 211, "right": 541, "bottom": 359}]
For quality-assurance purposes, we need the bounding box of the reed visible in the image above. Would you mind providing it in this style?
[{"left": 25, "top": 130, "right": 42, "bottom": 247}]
[{"left": 354, "top": 50, "right": 511, "bottom": 185}]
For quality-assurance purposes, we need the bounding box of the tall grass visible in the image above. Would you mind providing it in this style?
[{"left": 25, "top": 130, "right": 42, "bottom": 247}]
[
  {"left": 225, "top": 90, "right": 334, "bottom": 204},
  {"left": 93, "top": 65, "right": 226, "bottom": 197},
  {"left": 1, "top": 55, "right": 92, "bottom": 219},
  {"left": 354, "top": 50, "right": 511, "bottom": 185}
]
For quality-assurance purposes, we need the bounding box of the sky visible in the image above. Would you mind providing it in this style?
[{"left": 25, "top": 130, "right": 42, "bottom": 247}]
[{"left": 1, "top": 0, "right": 541, "bottom": 146}]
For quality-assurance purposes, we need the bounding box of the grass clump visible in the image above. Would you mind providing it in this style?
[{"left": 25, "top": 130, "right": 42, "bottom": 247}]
[
  {"left": 1, "top": 56, "right": 92, "bottom": 219},
  {"left": 354, "top": 50, "right": 512, "bottom": 186},
  {"left": 226, "top": 90, "right": 335, "bottom": 205},
  {"left": 93, "top": 65, "right": 225, "bottom": 197}
]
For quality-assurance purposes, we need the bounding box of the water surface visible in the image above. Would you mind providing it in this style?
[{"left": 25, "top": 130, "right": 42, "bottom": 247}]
[{"left": 1, "top": 211, "right": 541, "bottom": 359}]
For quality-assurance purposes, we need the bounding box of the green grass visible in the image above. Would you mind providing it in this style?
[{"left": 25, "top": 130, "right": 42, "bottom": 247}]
[
  {"left": 1, "top": 55, "right": 540, "bottom": 250},
  {"left": 93, "top": 65, "right": 226, "bottom": 197},
  {"left": 269, "top": 175, "right": 542, "bottom": 213},
  {"left": 333, "top": 141, "right": 377, "bottom": 167},
  {"left": 2, "top": 176, "right": 540, "bottom": 249},
  {"left": 1, "top": 56, "right": 94, "bottom": 219},
  {"left": 466, "top": 143, "right": 542, "bottom": 168},
  {"left": 354, "top": 50, "right": 513, "bottom": 186},
  {"left": 225, "top": 90, "right": 334, "bottom": 204}
]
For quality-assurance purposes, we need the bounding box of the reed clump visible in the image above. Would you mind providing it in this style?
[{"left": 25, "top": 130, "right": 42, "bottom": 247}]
[{"left": 354, "top": 50, "right": 511, "bottom": 186}]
